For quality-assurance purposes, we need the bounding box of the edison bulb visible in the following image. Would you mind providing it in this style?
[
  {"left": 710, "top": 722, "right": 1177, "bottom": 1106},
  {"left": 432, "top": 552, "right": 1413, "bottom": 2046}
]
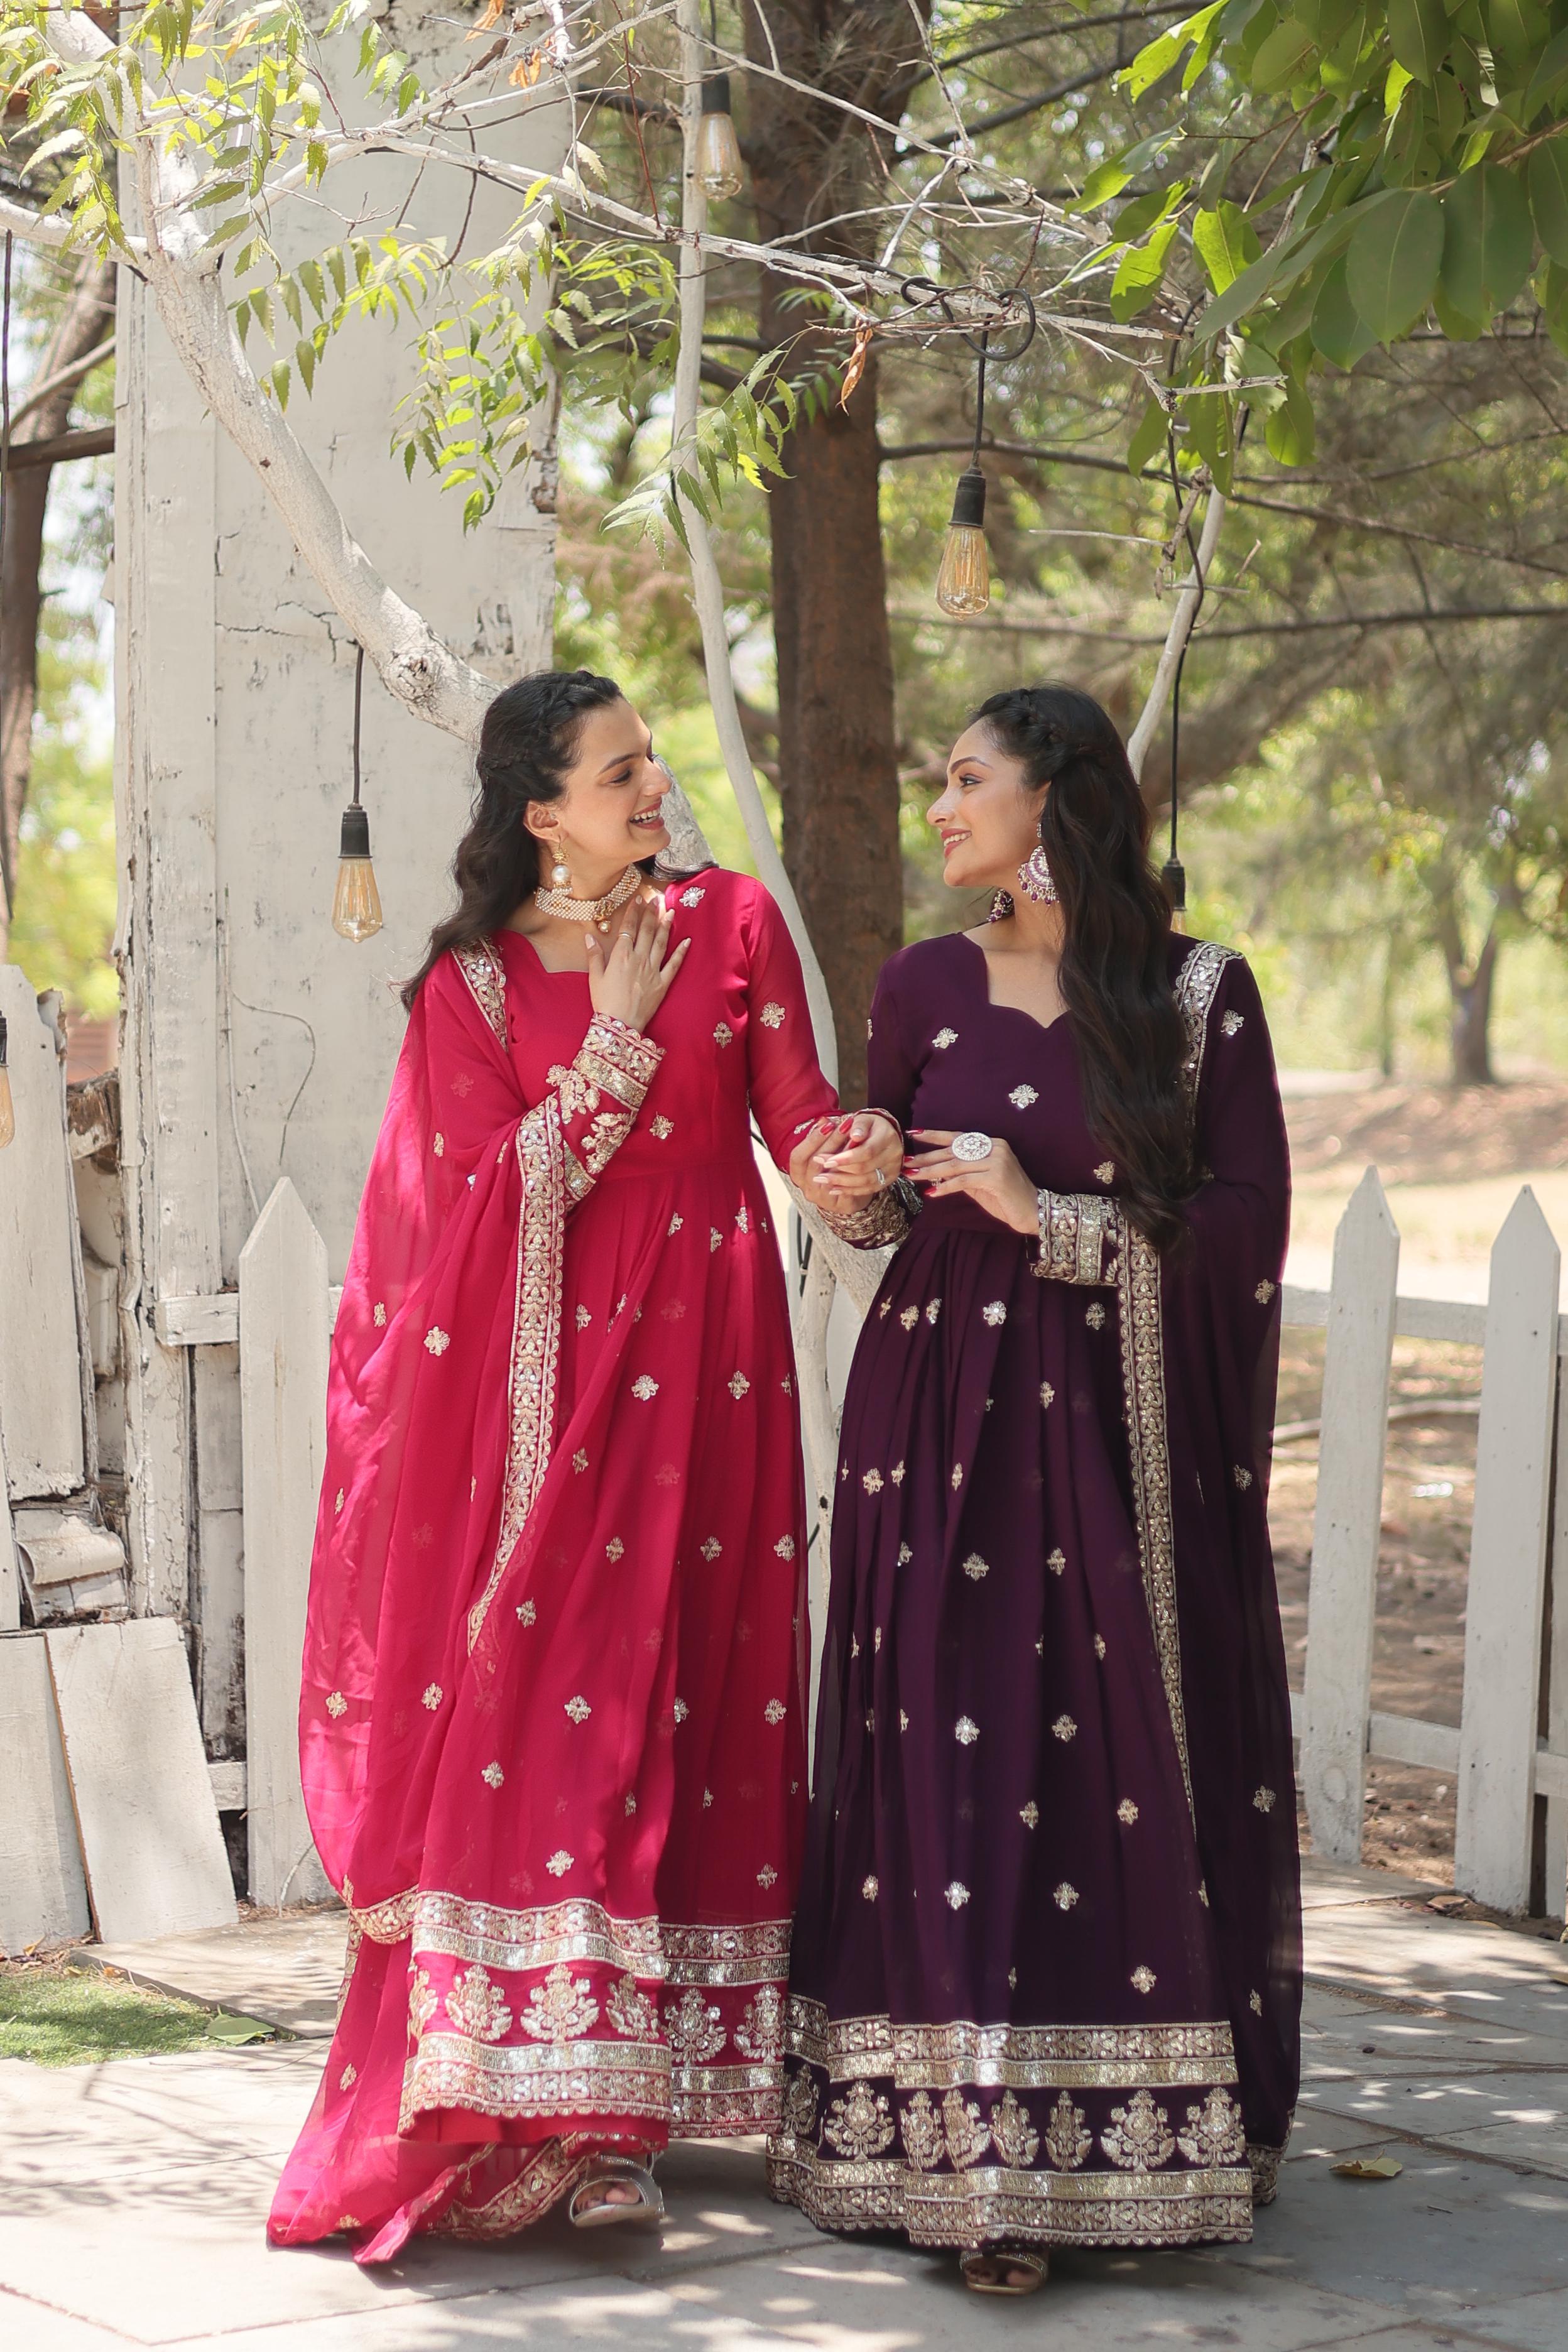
[
  {"left": 0, "top": 1020, "right": 13, "bottom": 1152},
  {"left": 935, "top": 462, "right": 991, "bottom": 617},
  {"left": 698, "top": 77, "right": 744, "bottom": 200},
  {"left": 332, "top": 807, "right": 384, "bottom": 944}
]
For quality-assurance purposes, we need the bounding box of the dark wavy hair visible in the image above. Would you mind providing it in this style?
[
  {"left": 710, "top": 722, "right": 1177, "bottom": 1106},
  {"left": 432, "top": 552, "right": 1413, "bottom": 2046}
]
[
  {"left": 973, "top": 683, "right": 1192, "bottom": 1253},
  {"left": 403, "top": 668, "right": 631, "bottom": 1011}
]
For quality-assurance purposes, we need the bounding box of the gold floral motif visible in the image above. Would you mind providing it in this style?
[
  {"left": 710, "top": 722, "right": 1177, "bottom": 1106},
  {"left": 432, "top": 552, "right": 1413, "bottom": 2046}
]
[
  {"left": 900, "top": 1305, "right": 919, "bottom": 1330},
  {"left": 1117, "top": 1798, "right": 1139, "bottom": 1825},
  {"left": 727, "top": 1371, "right": 751, "bottom": 1398},
  {"left": 631, "top": 1375, "right": 659, "bottom": 1400},
  {"left": 759, "top": 1001, "right": 787, "bottom": 1028},
  {"left": 863, "top": 1468, "right": 884, "bottom": 1493},
  {"left": 606, "top": 1973, "right": 658, "bottom": 2039},
  {"left": 713, "top": 1022, "right": 732, "bottom": 1046},
  {"left": 452, "top": 938, "right": 509, "bottom": 1045},
  {"left": 1009, "top": 1084, "right": 1038, "bottom": 1108},
  {"left": 409, "top": 1966, "right": 440, "bottom": 2039},
  {"left": 650, "top": 1114, "right": 673, "bottom": 1140},
  {"left": 1249, "top": 1990, "right": 1263, "bottom": 2015},
  {"left": 1255, "top": 1279, "right": 1276, "bottom": 1304},
  {"left": 955, "top": 1716, "right": 979, "bottom": 1745},
  {"left": 481, "top": 1761, "right": 504, "bottom": 1788},
  {"left": 1131, "top": 1965, "right": 1157, "bottom": 1995},
  {"left": 1095, "top": 1160, "right": 1116, "bottom": 1183},
  {"left": 605, "top": 1537, "right": 624, "bottom": 1562},
  {"left": 824, "top": 2079, "right": 895, "bottom": 2160},
  {"left": 325, "top": 1691, "right": 347, "bottom": 1718},
  {"left": 982, "top": 1300, "right": 1007, "bottom": 1326},
  {"left": 664, "top": 1988, "right": 726, "bottom": 2065},
  {"left": 516, "top": 1961, "right": 598, "bottom": 2043},
  {"left": 424, "top": 1327, "right": 450, "bottom": 1356},
  {"left": 1020, "top": 1802, "right": 1039, "bottom": 1828},
  {"left": 1047, "top": 1548, "right": 1066, "bottom": 1575},
  {"left": 783, "top": 2067, "right": 819, "bottom": 2138},
  {"left": 1052, "top": 1713, "right": 1077, "bottom": 1742},
  {"left": 950, "top": 1464, "right": 964, "bottom": 1489},
  {"left": 1221, "top": 1009, "right": 1244, "bottom": 1037},
  {"left": 1054, "top": 1883, "right": 1079, "bottom": 1910},
  {"left": 1040, "top": 1381, "right": 1055, "bottom": 1407},
  {"left": 700, "top": 1537, "right": 722, "bottom": 1560},
  {"left": 861, "top": 1874, "right": 879, "bottom": 1900},
  {"left": 1094, "top": 1635, "right": 1107, "bottom": 1659},
  {"left": 572, "top": 1449, "right": 588, "bottom": 1472},
  {"left": 1253, "top": 1786, "right": 1276, "bottom": 1812},
  {"left": 334, "top": 1488, "right": 344, "bottom": 1515},
  {"left": 944, "top": 1881, "right": 969, "bottom": 1910},
  {"left": 991, "top": 2089, "right": 1041, "bottom": 2170},
  {"left": 1086, "top": 1302, "right": 1106, "bottom": 1330},
  {"left": 898, "top": 1544, "right": 912, "bottom": 1565},
  {"left": 942, "top": 2086, "right": 991, "bottom": 2170},
  {"left": 774, "top": 1534, "right": 796, "bottom": 1560},
  {"left": 926, "top": 1297, "right": 942, "bottom": 1322},
  {"left": 681, "top": 887, "right": 705, "bottom": 907},
  {"left": 757, "top": 1864, "right": 779, "bottom": 1889},
  {"left": 733, "top": 1984, "right": 785, "bottom": 2062},
  {"left": 339, "top": 2063, "right": 357, "bottom": 2090},
  {"left": 518, "top": 1599, "right": 536, "bottom": 1626},
  {"left": 564, "top": 1695, "right": 592, "bottom": 1724},
  {"left": 764, "top": 1699, "right": 787, "bottom": 1725},
  {"left": 373, "top": 1302, "right": 386, "bottom": 1327},
  {"left": 1043, "top": 2090, "right": 1093, "bottom": 2171},
  {"left": 1179, "top": 2086, "right": 1247, "bottom": 2168},
  {"left": 1102, "top": 2088, "right": 1175, "bottom": 2170},
  {"left": 422, "top": 1684, "right": 443, "bottom": 1710},
  {"left": 962, "top": 1553, "right": 989, "bottom": 1581},
  {"left": 545, "top": 1849, "right": 573, "bottom": 1877},
  {"left": 445, "top": 1962, "right": 514, "bottom": 2044},
  {"left": 1234, "top": 1464, "right": 1254, "bottom": 1490},
  {"left": 890, "top": 1459, "right": 905, "bottom": 1485},
  {"left": 932, "top": 1028, "right": 958, "bottom": 1050},
  {"left": 900, "top": 2089, "right": 945, "bottom": 2170}
]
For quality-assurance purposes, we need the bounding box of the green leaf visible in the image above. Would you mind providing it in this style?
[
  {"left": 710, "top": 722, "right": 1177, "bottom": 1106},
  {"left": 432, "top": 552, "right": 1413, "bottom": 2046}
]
[
  {"left": 1264, "top": 373, "right": 1316, "bottom": 463},
  {"left": 1484, "top": 0, "right": 1545, "bottom": 73},
  {"left": 1117, "top": 2, "right": 1225, "bottom": 97},
  {"left": 1522, "top": 26, "right": 1568, "bottom": 119},
  {"left": 1192, "top": 200, "right": 1264, "bottom": 293},
  {"left": 1388, "top": 0, "right": 1449, "bottom": 81},
  {"left": 1184, "top": 389, "right": 1235, "bottom": 491},
  {"left": 1528, "top": 140, "right": 1568, "bottom": 266},
  {"left": 1126, "top": 393, "right": 1170, "bottom": 477},
  {"left": 270, "top": 359, "right": 291, "bottom": 409},
  {"left": 206, "top": 2013, "right": 274, "bottom": 2045},
  {"left": 1311, "top": 252, "right": 1380, "bottom": 365},
  {"left": 1110, "top": 219, "right": 1179, "bottom": 319},
  {"left": 1195, "top": 188, "right": 1392, "bottom": 341},
  {"left": 1431, "top": 281, "right": 1486, "bottom": 337},
  {"left": 1538, "top": 256, "right": 1568, "bottom": 357},
  {"left": 1345, "top": 187, "right": 1444, "bottom": 338},
  {"left": 1252, "top": 14, "right": 1318, "bottom": 90},
  {"left": 1440, "top": 161, "right": 1534, "bottom": 320}
]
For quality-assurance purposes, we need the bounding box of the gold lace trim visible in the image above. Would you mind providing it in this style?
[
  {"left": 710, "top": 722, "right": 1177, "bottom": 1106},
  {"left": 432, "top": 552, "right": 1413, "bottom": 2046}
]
[
  {"left": 1034, "top": 1190, "right": 1123, "bottom": 1285},
  {"left": 784, "top": 2000, "right": 1238, "bottom": 2091},
  {"left": 452, "top": 937, "right": 508, "bottom": 1047}
]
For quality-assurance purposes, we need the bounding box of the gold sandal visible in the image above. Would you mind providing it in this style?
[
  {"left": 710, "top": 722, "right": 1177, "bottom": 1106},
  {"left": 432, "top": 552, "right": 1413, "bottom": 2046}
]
[
  {"left": 567, "top": 2156, "right": 665, "bottom": 2230},
  {"left": 961, "top": 2246, "right": 1048, "bottom": 2295}
]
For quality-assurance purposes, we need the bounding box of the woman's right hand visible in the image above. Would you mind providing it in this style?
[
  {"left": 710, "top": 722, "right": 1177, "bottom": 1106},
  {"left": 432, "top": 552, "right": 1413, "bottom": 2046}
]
[{"left": 584, "top": 893, "right": 690, "bottom": 1033}]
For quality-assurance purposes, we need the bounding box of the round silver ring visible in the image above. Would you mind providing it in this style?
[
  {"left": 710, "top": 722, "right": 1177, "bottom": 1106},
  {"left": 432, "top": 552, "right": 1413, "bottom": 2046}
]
[
  {"left": 950, "top": 1131, "right": 994, "bottom": 1163},
  {"left": 874, "top": 1166, "right": 888, "bottom": 1187}
]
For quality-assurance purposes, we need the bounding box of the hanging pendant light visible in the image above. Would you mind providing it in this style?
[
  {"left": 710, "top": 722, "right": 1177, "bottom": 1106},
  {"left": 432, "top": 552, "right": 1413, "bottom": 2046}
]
[
  {"left": 331, "top": 644, "right": 384, "bottom": 944},
  {"left": 917, "top": 283, "right": 1035, "bottom": 619},
  {"left": 697, "top": 3, "right": 744, "bottom": 200}
]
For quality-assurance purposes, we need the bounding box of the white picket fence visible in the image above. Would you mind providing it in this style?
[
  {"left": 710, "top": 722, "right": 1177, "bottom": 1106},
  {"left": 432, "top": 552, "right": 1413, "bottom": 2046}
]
[{"left": 233, "top": 1168, "right": 1568, "bottom": 1919}]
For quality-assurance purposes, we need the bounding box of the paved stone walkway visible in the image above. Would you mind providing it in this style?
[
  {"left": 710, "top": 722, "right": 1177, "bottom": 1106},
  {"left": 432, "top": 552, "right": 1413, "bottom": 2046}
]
[{"left": 4, "top": 1861, "right": 1566, "bottom": 2350}]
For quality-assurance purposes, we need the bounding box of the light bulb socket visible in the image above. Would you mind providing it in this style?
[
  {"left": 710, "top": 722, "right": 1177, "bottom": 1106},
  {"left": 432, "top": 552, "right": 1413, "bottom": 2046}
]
[
  {"left": 949, "top": 464, "right": 987, "bottom": 530},
  {"left": 339, "top": 805, "right": 373, "bottom": 861},
  {"left": 0, "top": 1012, "right": 8, "bottom": 1070},
  {"left": 1161, "top": 854, "right": 1186, "bottom": 915},
  {"left": 701, "top": 72, "right": 732, "bottom": 116}
]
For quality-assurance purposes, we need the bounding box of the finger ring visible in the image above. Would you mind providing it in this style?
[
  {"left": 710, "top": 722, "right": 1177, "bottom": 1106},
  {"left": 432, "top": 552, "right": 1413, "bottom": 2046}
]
[
  {"left": 874, "top": 1167, "right": 887, "bottom": 1187},
  {"left": 950, "top": 1131, "right": 994, "bottom": 1163}
]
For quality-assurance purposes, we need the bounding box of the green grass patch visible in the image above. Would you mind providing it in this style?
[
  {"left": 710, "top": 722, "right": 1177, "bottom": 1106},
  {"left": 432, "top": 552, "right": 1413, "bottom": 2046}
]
[{"left": 0, "top": 1963, "right": 273, "bottom": 2068}]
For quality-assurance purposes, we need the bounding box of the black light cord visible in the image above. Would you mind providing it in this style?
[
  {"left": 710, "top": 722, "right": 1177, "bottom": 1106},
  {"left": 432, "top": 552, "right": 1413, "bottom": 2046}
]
[
  {"left": 351, "top": 642, "right": 365, "bottom": 809},
  {"left": 1, "top": 231, "right": 13, "bottom": 921}
]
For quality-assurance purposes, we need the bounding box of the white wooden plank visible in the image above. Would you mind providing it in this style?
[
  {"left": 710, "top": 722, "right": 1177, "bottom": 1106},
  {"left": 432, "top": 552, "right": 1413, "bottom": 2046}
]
[
  {"left": 1368, "top": 1712, "right": 1461, "bottom": 1775},
  {"left": 1456, "top": 1188, "right": 1561, "bottom": 1912},
  {"left": 207, "top": 1759, "right": 247, "bottom": 1809},
  {"left": 156, "top": 1293, "right": 239, "bottom": 1347},
  {"left": 0, "top": 969, "right": 85, "bottom": 1498},
  {"left": 1283, "top": 1282, "right": 1492, "bottom": 1351},
  {"left": 45, "top": 1619, "right": 236, "bottom": 1941},
  {"left": 0, "top": 1413, "right": 18, "bottom": 1635},
  {"left": 239, "top": 1180, "right": 332, "bottom": 1907},
  {"left": 1301, "top": 1169, "right": 1401, "bottom": 1864},
  {"left": 0, "top": 1634, "right": 89, "bottom": 1951},
  {"left": 1535, "top": 1745, "right": 1568, "bottom": 1807},
  {"left": 1544, "top": 1357, "right": 1568, "bottom": 1919}
]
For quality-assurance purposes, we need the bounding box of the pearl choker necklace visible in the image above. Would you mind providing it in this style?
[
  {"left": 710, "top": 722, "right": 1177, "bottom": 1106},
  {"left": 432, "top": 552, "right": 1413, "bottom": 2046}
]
[{"left": 533, "top": 863, "right": 643, "bottom": 933}]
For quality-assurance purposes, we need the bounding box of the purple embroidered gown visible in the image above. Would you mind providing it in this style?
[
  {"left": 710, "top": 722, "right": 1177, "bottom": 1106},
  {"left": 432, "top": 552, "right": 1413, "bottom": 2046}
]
[{"left": 768, "top": 931, "right": 1300, "bottom": 2253}]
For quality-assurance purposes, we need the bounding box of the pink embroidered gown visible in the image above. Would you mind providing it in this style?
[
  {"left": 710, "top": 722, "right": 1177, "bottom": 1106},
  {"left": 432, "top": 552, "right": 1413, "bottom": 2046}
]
[{"left": 268, "top": 868, "right": 837, "bottom": 2261}]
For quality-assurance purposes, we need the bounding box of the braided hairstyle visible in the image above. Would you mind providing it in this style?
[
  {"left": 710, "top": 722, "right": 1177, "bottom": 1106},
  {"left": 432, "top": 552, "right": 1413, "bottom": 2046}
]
[
  {"left": 973, "top": 683, "right": 1193, "bottom": 1253},
  {"left": 402, "top": 669, "right": 629, "bottom": 1011}
]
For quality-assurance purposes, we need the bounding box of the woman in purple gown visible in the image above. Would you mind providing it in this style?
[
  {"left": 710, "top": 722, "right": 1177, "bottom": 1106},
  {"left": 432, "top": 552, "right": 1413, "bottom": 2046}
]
[{"left": 770, "top": 685, "right": 1300, "bottom": 2294}]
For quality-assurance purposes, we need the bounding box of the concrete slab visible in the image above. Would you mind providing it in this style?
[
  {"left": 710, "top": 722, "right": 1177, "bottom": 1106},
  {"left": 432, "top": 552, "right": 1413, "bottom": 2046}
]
[
  {"left": 0, "top": 2292, "right": 138, "bottom": 2351},
  {"left": 72, "top": 1905, "right": 347, "bottom": 2037},
  {"left": 1305, "top": 1903, "right": 1568, "bottom": 2043},
  {"left": 1297, "top": 2071, "right": 1568, "bottom": 2147},
  {"left": 1451, "top": 2286, "right": 1568, "bottom": 2350},
  {"left": 1300, "top": 1859, "right": 1449, "bottom": 1912}
]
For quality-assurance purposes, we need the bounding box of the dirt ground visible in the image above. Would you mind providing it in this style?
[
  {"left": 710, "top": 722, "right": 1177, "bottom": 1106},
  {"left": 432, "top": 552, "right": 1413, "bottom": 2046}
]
[{"left": 1275, "top": 1078, "right": 1567, "bottom": 1906}]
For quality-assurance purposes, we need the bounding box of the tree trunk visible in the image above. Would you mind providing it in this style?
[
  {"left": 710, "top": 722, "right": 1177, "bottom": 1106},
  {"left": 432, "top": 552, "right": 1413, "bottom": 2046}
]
[
  {"left": 1449, "top": 932, "right": 1499, "bottom": 1086},
  {"left": 742, "top": 1, "right": 928, "bottom": 1105},
  {"left": 1, "top": 256, "right": 115, "bottom": 945},
  {"left": 764, "top": 349, "right": 901, "bottom": 1103}
]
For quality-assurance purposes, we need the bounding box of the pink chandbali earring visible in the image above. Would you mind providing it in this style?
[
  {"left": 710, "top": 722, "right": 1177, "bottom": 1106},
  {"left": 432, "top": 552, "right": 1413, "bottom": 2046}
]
[{"left": 1018, "top": 844, "right": 1058, "bottom": 904}]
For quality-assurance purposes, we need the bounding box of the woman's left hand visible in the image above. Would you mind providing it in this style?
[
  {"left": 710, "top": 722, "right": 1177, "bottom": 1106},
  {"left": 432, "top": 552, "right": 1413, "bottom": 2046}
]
[
  {"left": 904, "top": 1130, "right": 1038, "bottom": 1235},
  {"left": 815, "top": 1112, "right": 903, "bottom": 1202}
]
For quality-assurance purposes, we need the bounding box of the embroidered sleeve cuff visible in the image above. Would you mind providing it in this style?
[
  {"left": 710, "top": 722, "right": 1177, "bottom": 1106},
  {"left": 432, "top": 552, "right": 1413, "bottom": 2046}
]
[
  {"left": 575, "top": 1013, "right": 664, "bottom": 1112},
  {"left": 817, "top": 1178, "right": 918, "bottom": 1251},
  {"left": 1033, "top": 1189, "right": 1123, "bottom": 1285}
]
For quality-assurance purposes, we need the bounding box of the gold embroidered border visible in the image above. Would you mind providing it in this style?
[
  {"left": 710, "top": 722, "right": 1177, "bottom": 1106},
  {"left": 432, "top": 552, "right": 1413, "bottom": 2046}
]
[
  {"left": 664, "top": 1919, "right": 793, "bottom": 1987},
  {"left": 435, "top": 2137, "right": 593, "bottom": 2240},
  {"left": 1114, "top": 941, "right": 1236, "bottom": 1821},
  {"left": 673, "top": 2062, "right": 784, "bottom": 2136},
  {"left": 415, "top": 1894, "right": 666, "bottom": 1976},
  {"left": 1035, "top": 1191, "right": 1123, "bottom": 1286},
  {"left": 467, "top": 1097, "right": 566, "bottom": 1650},
  {"left": 767, "top": 2146, "right": 1253, "bottom": 2250},
  {"left": 1248, "top": 2140, "right": 1284, "bottom": 2204},
  {"left": 452, "top": 937, "right": 509, "bottom": 1046},
  {"left": 818, "top": 1185, "right": 914, "bottom": 1250},
  {"left": 784, "top": 2002, "right": 1238, "bottom": 2091},
  {"left": 351, "top": 1888, "right": 418, "bottom": 1945},
  {"left": 401, "top": 2034, "right": 671, "bottom": 2132}
]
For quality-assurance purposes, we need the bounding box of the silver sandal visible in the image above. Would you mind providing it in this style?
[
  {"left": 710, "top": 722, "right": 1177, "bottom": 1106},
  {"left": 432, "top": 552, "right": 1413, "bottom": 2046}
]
[
  {"left": 961, "top": 2246, "right": 1048, "bottom": 2295},
  {"left": 567, "top": 2155, "right": 665, "bottom": 2230}
]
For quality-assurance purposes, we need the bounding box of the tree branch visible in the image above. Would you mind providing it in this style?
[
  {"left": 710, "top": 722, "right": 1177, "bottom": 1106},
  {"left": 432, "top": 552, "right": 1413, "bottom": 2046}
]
[
  {"left": 3, "top": 423, "right": 114, "bottom": 471},
  {"left": 1126, "top": 482, "right": 1226, "bottom": 782}
]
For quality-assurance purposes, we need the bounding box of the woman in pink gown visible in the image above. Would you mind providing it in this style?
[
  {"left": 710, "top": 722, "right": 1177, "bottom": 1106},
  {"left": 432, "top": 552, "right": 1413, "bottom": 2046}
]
[{"left": 268, "top": 672, "right": 903, "bottom": 2260}]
